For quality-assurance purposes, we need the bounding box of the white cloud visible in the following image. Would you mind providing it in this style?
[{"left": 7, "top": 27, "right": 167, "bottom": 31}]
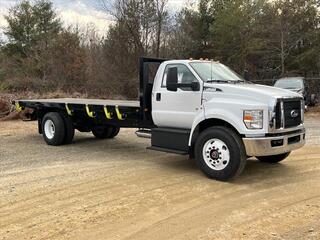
[
  {"left": 56, "top": 1, "right": 114, "bottom": 35},
  {"left": 0, "top": 1, "right": 17, "bottom": 29},
  {"left": 0, "top": 0, "right": 18, "bottom": 40},
  {"left": 0, "top": 0, "right": 196, "bottom": 39},
  {"left": 0, "top": 12, "right": 7, "bottom": 30},
  {"left": 169, "top": 0, "right": 197, "bottom": 9}
]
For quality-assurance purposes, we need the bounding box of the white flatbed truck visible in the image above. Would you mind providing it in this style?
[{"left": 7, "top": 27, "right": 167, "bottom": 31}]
[{"left": 14, "top": 57, "right": 306, "bottom": 181}]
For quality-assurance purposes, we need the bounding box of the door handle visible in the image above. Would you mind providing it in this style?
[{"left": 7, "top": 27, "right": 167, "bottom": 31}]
[{"left": 156, "top": 93, "right": 161, "bottom": 101}]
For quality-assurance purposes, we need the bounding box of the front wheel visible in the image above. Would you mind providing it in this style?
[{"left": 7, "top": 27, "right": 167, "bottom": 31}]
[
  {"left": 194, "top": 126, "right": 247, "bottom": 181},
  {"left": 257, "top": 152, "right": 290, "bottom": 163}
]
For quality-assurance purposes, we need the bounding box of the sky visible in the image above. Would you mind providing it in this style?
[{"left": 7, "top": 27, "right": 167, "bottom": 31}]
[{"left": 0, "top": 0, "right": 195, "bottom": 38}]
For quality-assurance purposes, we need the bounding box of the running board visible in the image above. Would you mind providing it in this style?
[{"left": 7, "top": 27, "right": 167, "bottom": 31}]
[
  {"left": 147, "top": 146, "right": 188, "bottom": 155},
  {"left": 135, "top": 129, "right": 151, "bottom": 139}
]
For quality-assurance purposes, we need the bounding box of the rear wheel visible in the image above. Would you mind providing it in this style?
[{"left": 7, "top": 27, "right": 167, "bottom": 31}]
[
  {"left": 92, "top": 126, "right": 119, "bottom": 139},
  {"left": 42, "top": 112, "right": 65, "bottom": 146},
  {"left": 109, "top": 127, "right": 120, "bottom": 138},
  {"left": 195, "top": 126, "right": 246, "bottom": 181},
  {"left": 60, "top": 113, "right": 75, "bottom": 144},
  {"left": 257, "top": 152, "right": 290, "bottom": 163},
  {"left": 92, "top": 126, "right": 112, "bottom": 139}
]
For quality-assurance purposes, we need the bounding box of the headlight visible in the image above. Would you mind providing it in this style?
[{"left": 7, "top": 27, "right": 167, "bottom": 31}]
[{"left": 243, "top": 110, "right": 263, "bottom": 129}]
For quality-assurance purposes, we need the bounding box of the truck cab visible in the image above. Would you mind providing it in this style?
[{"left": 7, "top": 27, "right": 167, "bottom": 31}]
[{"left": 149, "top": 59, "right": 305, "bottom": 180}]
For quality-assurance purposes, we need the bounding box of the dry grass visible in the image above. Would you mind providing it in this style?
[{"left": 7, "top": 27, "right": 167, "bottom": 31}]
[
  {"left": 305, "top": 105, "right": 320, "bottom": 119},
  {"left": 307, "top": 105, "right": 320, "bottom": 113}
]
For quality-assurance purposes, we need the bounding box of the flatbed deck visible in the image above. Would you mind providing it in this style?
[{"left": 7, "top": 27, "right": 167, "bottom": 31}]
[
  {"left": 18, "top": 98, "right": 140, "bottom": 107},
  {"left": 15, "top": 98, "right": 143, "bottom": 128}
]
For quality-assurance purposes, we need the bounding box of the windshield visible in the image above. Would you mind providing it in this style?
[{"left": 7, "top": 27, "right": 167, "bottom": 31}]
[
  {"left": 275, "top": 79, "right": 303, "bottom": 89},
  {"left": 189, "top": 62, "right": 244, "bottom": 82}
]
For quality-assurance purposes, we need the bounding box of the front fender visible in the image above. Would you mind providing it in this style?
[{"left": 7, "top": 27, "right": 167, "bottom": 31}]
[
  {"left": 188, "top": 109, "right": 243, "bottom": 146},
  {"left": 188, "top": 107, "right": 206, "bottom": 146},
  {"left": 188, "top": 100, "right": 269, "bottom": 146}
]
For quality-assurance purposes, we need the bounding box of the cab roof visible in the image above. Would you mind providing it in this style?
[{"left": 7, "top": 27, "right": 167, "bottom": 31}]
[{"left": 163, "top": 59, "right": 220, "bottom": 65}]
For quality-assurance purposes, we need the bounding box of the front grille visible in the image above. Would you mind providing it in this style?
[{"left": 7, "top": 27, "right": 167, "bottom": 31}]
[{"left": 275, "top": 98, "right": 302, "bottom": 129}]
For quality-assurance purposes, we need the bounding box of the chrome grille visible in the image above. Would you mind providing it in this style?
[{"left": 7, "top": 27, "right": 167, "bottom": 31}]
[{"left": 275, "top": 98, "right": 302, "bottom": 129}]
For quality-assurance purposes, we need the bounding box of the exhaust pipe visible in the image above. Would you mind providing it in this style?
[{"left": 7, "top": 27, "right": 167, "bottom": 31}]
[{"left": 135, "top": 129, "right": 151, "bottom": 139}]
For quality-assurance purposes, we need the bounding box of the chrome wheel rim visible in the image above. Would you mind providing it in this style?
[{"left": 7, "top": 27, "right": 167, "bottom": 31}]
[
  {"left": 202, "top": 138, "right": 230, "bottom": 170},
  {"left": 44, "top": 120, "right": 55, "bottom": 139}
]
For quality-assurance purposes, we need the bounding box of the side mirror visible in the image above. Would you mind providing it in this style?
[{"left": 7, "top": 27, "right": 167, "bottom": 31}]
[{"left": 166, "top": 67, "right": 178, "bottom": 92}]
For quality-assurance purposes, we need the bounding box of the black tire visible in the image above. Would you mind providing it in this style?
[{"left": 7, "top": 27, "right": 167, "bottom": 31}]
[
  {"left": 92, "top": 126, "right": 113, "bottom": 139},
  {"left": 109, "top": 127, "right": 120, "bottom": 138},
  {"left": 60, "top": 113, "right": 75, "bottom": 144},
  {"left": 257, "top": 152, "right": 290, "bottom": 163},
  {"left": 42, "top": 112, "right": 66, "bottom": 146},
  {"left": 195, "top": 126, "right": 247, "bottom": 181},
  {"left": 92, "top": 126, "right": 120, "bottom": 139}
]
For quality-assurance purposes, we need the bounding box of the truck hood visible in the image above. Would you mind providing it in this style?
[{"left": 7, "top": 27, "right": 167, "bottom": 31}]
[{"left": 203, "top": 83, "right": 302, "bottom": 107}]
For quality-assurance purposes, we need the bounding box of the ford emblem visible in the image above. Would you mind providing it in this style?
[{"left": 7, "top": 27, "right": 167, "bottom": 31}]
[{"left": 290, "top": 110, "right": 299, "bottom": 118}]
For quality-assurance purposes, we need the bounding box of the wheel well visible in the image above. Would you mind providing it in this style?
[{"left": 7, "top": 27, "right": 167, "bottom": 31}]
[
  {"left": 190, "top": 118, "right": 241, "bottom": 149},
  {"left": 199, "top": 119, "right": 239, "bottom": 134}
]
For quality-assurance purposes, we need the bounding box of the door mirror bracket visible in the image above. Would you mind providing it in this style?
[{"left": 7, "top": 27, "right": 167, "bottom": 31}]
[
  {"left": 190, "top": 81, "right": 200, "bottom": 91},
  {"left": 167, "top": 82, "right": 200, "bottom": 92}
]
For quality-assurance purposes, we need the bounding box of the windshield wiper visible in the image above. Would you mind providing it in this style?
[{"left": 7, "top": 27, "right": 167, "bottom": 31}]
[
  {"left": 206, "top": 80, "right": 229, "bottom": 83},
  {"left": 233, "top": 80, "right": 246, "bottom": 83},
  {"left": 206, "top": 79, "right": 245, "bottom": 84}
]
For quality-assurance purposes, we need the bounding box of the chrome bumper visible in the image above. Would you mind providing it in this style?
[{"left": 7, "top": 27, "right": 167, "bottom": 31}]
[{"left": 243, "top": 129, "right": 306, "bottom": 157}]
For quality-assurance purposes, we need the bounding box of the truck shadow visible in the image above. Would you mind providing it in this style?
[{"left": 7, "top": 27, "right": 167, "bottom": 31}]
[
  {"left": 234, "top": 158, "right": 298, "bottom": 185},
  {"left": 155, "top": 156, "right": 297, "bottom": 185},
  {"left": 26, "top": 133, "right": 301, "bottom": 186}
]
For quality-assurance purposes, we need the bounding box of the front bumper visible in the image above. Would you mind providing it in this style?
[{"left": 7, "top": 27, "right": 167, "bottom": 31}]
[{"left": 243, "top": 129, "right": 306, "bottom": 157}]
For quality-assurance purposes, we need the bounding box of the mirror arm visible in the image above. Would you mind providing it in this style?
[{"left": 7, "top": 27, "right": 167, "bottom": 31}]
[
  {"left": 170, "top": 82, "right": 200, "bottom": 91},
  {"left": 177, "top": 83, "right": 191, "bottom": 88}
]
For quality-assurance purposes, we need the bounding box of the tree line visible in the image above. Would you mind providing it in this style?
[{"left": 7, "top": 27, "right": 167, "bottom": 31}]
[{"left": 0, "top": 0, "right": 319, "bottom": 99}]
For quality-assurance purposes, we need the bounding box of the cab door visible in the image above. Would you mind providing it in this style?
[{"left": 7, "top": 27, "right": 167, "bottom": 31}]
[{"left": 152, "top": 64, "right": 202, "bottom": 129}]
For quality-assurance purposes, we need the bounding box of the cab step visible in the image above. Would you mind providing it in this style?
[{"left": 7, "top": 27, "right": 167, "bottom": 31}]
[{"left": 147, "top": 146, "right": 188, "bottom": 155}]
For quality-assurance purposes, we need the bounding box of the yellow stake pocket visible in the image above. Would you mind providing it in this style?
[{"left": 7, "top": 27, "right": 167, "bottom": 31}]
[
  {"left": 104, "top": 106, "right": 113, "bottom": 119},
  {"left": 15, "top": 102, "right": 23, "bottom": 112},
  {"left": 115, "top": 106, "right": 124, "bottom": 120},
  {"left": 65, "top": 104, "right": 73, "bottom": 116},
  {"left": 86, "top": 105, "right": 95, "bottom": 118}
]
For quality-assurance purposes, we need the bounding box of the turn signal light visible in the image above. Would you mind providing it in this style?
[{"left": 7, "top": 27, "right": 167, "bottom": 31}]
[{"left": 244, "top": 115, "right": 253, "bottom": 121}]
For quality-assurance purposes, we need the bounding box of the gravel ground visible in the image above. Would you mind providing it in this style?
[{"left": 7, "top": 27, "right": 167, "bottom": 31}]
[{"left": 0, "top": 115, "right": 319, "bottom": 240}]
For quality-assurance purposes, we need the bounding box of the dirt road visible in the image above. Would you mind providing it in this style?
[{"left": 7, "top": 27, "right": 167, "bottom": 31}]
[{"left": 0, "top": 116, "right": 319, "bottom": 240}]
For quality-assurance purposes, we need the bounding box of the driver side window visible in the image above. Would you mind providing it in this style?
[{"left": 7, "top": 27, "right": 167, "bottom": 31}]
[{"left": 162, "top": 64, "right": 198, "bottom": 91}]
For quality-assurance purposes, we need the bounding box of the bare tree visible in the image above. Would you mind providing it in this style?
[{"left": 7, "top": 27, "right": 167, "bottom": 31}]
[
  {"left": 155, "top": 0, "right": 168, "bottom": 57},
  {"left": 98, "top": 0, "right": 168, "bottom": 56}
]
